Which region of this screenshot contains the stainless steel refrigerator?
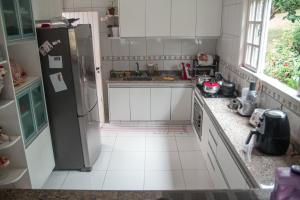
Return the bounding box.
[36,24,101,171]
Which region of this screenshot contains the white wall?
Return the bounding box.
[217,0,300,147]
[62,0,218,122]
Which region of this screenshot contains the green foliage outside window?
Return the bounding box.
[265,0,300,89]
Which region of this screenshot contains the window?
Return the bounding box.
[244,0,300,91]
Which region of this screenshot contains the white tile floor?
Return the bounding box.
[42,124,214,191]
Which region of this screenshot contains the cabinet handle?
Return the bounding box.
[209,129,218,146]
[207,153,215,171]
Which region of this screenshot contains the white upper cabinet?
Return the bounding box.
[171,0,197,37]
[171,88,192,121]
[196,0,222,37]
[119,0,146,37]
[146,0,171,37]
[130,88,151,121]
[31,0,62,21]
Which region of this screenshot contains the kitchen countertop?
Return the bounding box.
[0,189,271,200]
[201,96,300,188]
[108,76,193,87]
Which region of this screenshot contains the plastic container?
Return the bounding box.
[271,167,300,200]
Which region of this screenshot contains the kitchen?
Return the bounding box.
[0,0,300,199]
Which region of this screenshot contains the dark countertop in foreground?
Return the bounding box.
[0,189,271,200]
[202,97,300,187]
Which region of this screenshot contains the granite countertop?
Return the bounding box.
[0,189,271,200]
[108,76,194,86]
[202,97,300,187]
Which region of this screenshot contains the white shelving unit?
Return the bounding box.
[0,0,55,189]
[0,100,15,110]
[0,168,27,186]
[0,136,21,150]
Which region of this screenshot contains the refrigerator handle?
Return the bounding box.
[79,56,87,82]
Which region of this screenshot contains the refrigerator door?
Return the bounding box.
[36,27,85,170]
[69,24,100,169]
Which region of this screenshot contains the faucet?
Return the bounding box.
[136,62,140,73]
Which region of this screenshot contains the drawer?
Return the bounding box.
[206,140,228,189]
[207,124,219,155]
[217,140,249,189]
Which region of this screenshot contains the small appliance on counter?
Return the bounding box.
[271,167,300,200]
[228,81,257,116]
[245,109,290,156]
[249,108,267,127]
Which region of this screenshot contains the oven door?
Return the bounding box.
[193,93,204,140]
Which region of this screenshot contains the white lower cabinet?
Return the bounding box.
[217,140,249,189]
[109,88,130,121]
[25,126,55,189]
[151,88,171,120]
[130,88,151,121]
[201,107,249,189]
[109,86,192,121]
[171,88,192,121]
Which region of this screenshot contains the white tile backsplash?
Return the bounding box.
[129,39,147,57]
[112,39,130,57]
[147,38,164,56]
[181,39,198,56]
[164,39,182,56]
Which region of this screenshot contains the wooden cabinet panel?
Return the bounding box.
[119,0,146,37]
[150,88,171,120]
[130,88,151,121]
[171,88,192,121]
[171,0,197,37]
[146,0,171,37]
[109,88,130,121]
[196,0,222,36]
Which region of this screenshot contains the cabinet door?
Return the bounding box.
[32,0,62,20]
[196,0,222,36]
[109,88,130,121]
[146,0,171,37]
[130,88,150,121]
[25,126,55,188]
[200,109,209,153]
[171,0,196,37]
[0,0,21,40]
[119,0,146,37]
[151,88,171,120]
[171,88,192,121]
[31,82,47,131]
[17,90,36,144]
[17,0,35,37]
[217,139,249,189]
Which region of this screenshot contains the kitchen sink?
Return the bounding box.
[123,76,152,81]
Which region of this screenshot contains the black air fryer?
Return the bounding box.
[246,110,290,155]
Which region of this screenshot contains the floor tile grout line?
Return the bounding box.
[175,135,187,190]
[60,171,70,189]
[101,135,117,190]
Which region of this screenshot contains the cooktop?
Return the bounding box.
[196,85,235,98]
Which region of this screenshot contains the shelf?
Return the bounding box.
[15,76,40,94]
[0,60,7,65]
[0,100,15,110]
[0,168,27,186]
[0,136,21,150]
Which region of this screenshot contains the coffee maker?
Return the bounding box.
[246,110,290,155]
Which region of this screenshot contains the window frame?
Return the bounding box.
[243,0,271,72]
[243,0,300,94]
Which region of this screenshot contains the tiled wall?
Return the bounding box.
[63,0,217,121]
[217,0,300,147]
